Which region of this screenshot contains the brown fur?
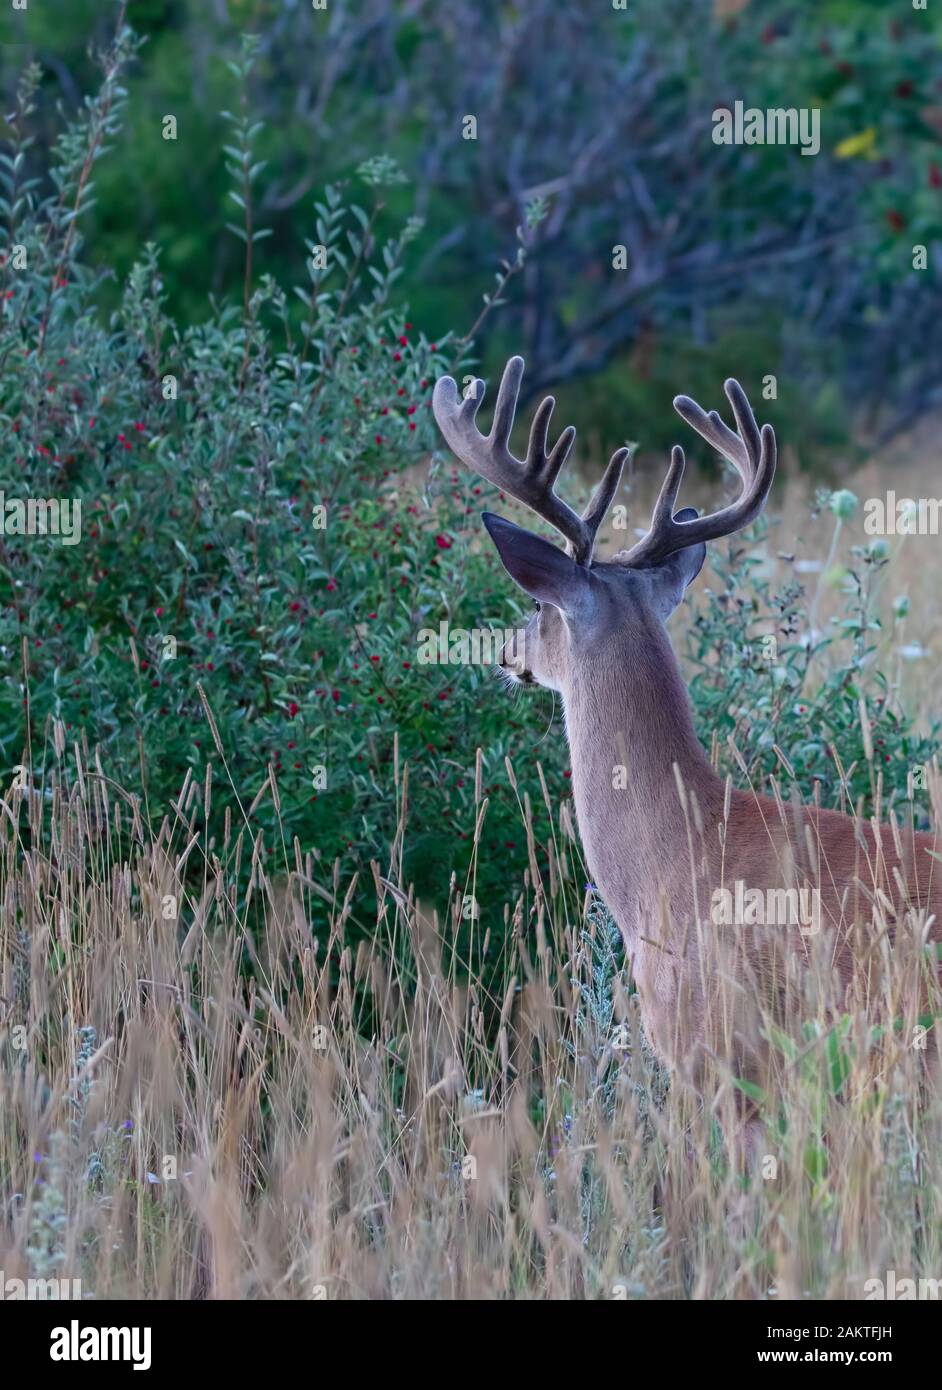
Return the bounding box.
[505,574,941,1111]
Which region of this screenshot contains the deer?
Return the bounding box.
[433,356,942,1160]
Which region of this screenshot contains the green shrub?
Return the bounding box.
[0,45,566,960]
[686,498,940,822]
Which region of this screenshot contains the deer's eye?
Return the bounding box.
[532,600,541,613]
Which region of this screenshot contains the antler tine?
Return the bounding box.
[433,355,626,566]
[527,394,576,490]
[673,378,761,479]
[724,378,763,467]
[489,353,525,454]
[584,442,631,538]
[648,445,686,528]
[617,378,776,569]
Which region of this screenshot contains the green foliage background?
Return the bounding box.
[0,7,940,965]
[1,1,940,448]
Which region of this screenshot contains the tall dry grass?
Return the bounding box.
[1,710,940,1300]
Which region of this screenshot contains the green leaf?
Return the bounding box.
[732,1077,767,1107]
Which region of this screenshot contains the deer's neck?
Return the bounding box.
[561,616,720,932]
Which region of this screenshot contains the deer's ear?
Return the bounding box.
[648,507,706,618]
[482,512,590,613]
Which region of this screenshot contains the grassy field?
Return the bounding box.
[2,443,941,1301]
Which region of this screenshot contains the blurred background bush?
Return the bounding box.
[2,0,940,452]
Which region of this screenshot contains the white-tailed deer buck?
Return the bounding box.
[434,357,941,1156]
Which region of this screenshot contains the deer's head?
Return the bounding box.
[433,357,776,693]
